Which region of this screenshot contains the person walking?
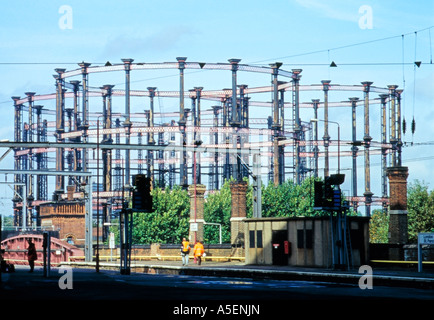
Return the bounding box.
[27,239,37,272]
[193,240,205,266]
[181,238,190,266]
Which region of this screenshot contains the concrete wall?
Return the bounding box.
[95,243,244,262]
[245,216,370,268]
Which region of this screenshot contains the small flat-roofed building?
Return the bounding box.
[245,216,370,268]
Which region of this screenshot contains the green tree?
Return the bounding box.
[203,179,232,244]
[262,177,327,217]
[132,185,190,244]
[367,180,434,244]
[369,209,389,243]
[203,177,253,244]
[407,180,434,243]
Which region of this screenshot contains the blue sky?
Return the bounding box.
[0,0,433,214]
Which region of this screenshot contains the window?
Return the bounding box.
[256,230,263,248]
[249,230,263,248]
[249,230,255,248]
[297,229,313,249]
[66,236,75,245]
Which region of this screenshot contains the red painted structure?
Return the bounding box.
[1,234,84,266]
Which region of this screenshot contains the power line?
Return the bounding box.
[0,62,105,66]
[252,26,434,65]
[263,62,430,66]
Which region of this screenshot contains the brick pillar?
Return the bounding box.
[188,184,206,243]
[387,166,409,245]
[230,181,247,249]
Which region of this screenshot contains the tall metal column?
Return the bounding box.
[70,80,81,177]
[147,87,156,186]
[278,84,285,182]
[169,120,176,188]
[194,87,203,184]
[65,108,74,178]
[70,80,80,133]
[229,59,242,182]
[102,84,114,235]
[54,69,66,195]
[138,127,143,174]
[321,80,331,177]
[122,59,134,187]
[362,81,373,217]
[158,123,166,188]
[239,85,249,128]
[270,63,281,186]
[379,94,388,212]
[292,69,302,184]
[78,62,91,177]
[239,84,249,179]
[349,97,359,211]
[229,59,241,126]
[228,59,242,181]
[211,105,221,190]
[311,99,320,178]
[177,57,188,187]
[25,92,35,227]
[21,123,28,229]
[114,118,122,191]
[222,95,231,182]
[267,116,273,182]
[35,105,47,205]
[388,85,398,167]
[396,89,403,166]
[12,96,23,226]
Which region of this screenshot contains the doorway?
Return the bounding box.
[272,230,288,266]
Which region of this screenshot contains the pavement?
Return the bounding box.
[2,259,434,302]
[3,261,432,318]
[59,259,434,289]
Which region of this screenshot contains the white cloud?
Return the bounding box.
[294,0,360,23]
[100,25,198,59]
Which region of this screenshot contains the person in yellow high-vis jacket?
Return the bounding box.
[181,238,190,266]
[193,241,204,265]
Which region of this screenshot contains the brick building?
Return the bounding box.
[39,201,86,246]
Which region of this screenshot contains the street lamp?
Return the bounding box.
[311,118,341,174]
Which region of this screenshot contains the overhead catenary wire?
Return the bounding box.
[0,26,432,69]
[251,25,434,65]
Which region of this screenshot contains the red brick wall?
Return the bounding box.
[387,166,409,211]
[39,202,85,245]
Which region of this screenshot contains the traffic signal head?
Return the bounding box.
[132,174,153,212]
[324,178,334,205]
[325,174,345,186]
[314,180,324,208]
[332,188,342,209]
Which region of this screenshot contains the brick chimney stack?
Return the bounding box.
[387,166,409,245]
[230,181,247,254]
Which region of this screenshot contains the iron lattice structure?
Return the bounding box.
[9,58,404,229]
